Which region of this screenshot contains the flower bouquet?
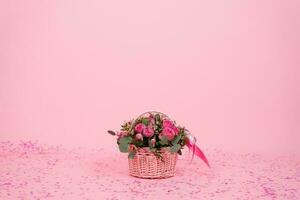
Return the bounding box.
[108,111,209,179]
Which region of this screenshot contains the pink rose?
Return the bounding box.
[163,119,174,128]
[143,127,154,137]
[134,123,146,133]
[135,133,143,140]
[162,119,179,136]
[173,126,179,135]
[161,127,175,140]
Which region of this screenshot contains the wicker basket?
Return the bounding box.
[128,147,178,179]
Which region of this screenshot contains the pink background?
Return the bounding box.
[1,0,299,153]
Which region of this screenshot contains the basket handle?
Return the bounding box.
[135,111,171,120]
[129,111,172,131]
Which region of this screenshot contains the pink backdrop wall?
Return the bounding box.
[1,0,299,153]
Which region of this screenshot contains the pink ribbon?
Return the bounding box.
[186,132,210,168]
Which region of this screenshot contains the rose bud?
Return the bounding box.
[150,138,156,146]
[135,133,143,140]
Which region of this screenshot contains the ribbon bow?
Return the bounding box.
[185,131,210,168]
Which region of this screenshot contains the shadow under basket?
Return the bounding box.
[128,147,178,179]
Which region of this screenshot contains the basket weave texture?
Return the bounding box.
[128,147,178,179]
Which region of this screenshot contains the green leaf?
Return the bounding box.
[170,144,181,153]
[171,134,181,145]
[142,118,149,126]
[159,136,169,145]
[119,136,132,144]
[128,151,136,159]
[107,130,116,136]
[118,136,132,153]
[119,142,129,153]
[133,140,143,147]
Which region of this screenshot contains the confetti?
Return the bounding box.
[0,141,299,199]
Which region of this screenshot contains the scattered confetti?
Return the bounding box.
[0,141,299,199]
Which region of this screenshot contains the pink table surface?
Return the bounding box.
[0,141,299,200]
